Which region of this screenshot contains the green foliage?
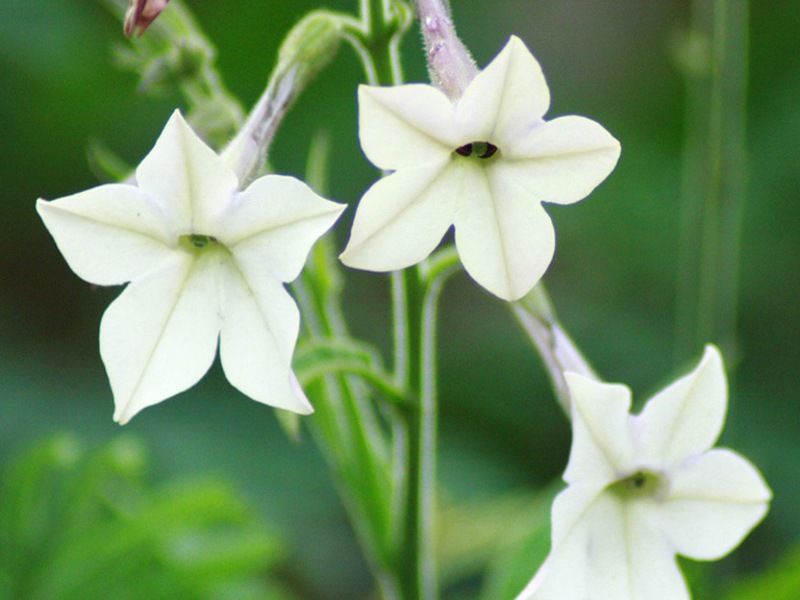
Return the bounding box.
[100,0,245,146]
[720,544,800,600]
[0,435,293,600]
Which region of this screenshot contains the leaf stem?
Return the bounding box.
[675,0,749,363]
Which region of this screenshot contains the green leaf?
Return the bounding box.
[295,337,404,404]
[0,435,294,600]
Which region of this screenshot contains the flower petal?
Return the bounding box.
[660,448,771,560]
[358,84,456,170]
[101,250,222,424]
[453,164,554,300]
[635,345,727,466]
[523,491,690,600]
[135,110,239,233]
[497,115,621,204]
[456,36,550,146]
[219,256,310,414]
[219,174,345,282]
[37,185,174,286]
[339,161,456,272]
[563,373,636,485]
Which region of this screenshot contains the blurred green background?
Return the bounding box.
[1,1,798,598]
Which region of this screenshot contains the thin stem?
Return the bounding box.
[675,0,749,363]
[220,65,298,184]
[396,268,427,600]
[510,286,598,417]
[349,2,439,597]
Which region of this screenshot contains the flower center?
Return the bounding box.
[181,234,220,251]
[608,468,669,501]
[454,141,499,159]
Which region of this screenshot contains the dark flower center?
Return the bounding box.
[455,141,498,159]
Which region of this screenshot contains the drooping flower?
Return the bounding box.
[340,35,621,301]
[516,345,771,600]
[37,111,345,424]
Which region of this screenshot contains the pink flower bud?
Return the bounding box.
[123,0,170,37]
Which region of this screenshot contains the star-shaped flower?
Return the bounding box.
[340,35,621,301]
[516,345,771,600]
[37,111,345,424]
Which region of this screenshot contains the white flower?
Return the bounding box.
[340,35,620,301]
[517,345,771,600]
[37,111,345,424]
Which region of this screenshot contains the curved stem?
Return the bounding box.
[510,285,598,418]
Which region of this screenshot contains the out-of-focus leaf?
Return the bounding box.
[476,485,559,600]
[99,0,244,146]
[0,435,294,600]
[720,543,800,600]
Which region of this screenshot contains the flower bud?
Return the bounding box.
[274,11,343,92]
[414,0,478,100]
[124,0,170,37]
[221,11,343,184]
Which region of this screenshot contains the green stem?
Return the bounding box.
[345,2,441,597]
[396,268,429,600]
[675,0,749,363]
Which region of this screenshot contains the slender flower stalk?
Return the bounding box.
[511,286,598,415]
[221,11,343,186]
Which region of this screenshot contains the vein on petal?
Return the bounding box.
[117,253,202,422]
[227,208,338,248]
[44,203,173,247]
[351,161,453,252]
[506,142,618,162]
[228,253,287,364]
[484,170,516,296]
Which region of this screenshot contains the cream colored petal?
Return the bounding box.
[519,486,600,600]
[580,500,690,600]
[456,36,550,145]
[452,165,554,301]
[218,174,344,282]
[37,185,174,286]
[135,110,239,233]
[101,249,223,424]
[634,345,727,467]
[340,161,457,272]
[358,84,457,170]
[660,448,771,560]
[497,115,621,204]
[523,491,690,600]
[562,373,637,486]
[219,257,311,414]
